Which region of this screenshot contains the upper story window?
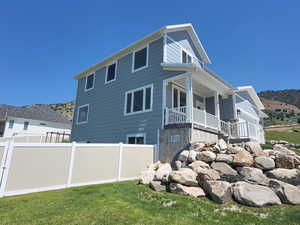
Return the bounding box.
[132,46,148,72]
[85,73,95,91]
[8,120,14,128]
[172,86,186,108]
[181,49,192,64]
[23,121,29,130]
[124,84,153,115]
[77,104,89,124]
[127,133,145,144]
[105,62,117,84]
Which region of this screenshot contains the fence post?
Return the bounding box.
[67,142,76,187]
[0,139,14,197]
[117,142,123,182]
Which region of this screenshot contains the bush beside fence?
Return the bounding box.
[0,142,154,197]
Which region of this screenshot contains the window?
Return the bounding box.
[124,84,153,115]
[132,46,148,72]
[172,86,186,108]
[77,104,89,124]
[40,123,47,126]
[85,73,95,91]
[105,62,117,84]
[23,121,29,130]
[181,50,192,64]
[127,133,145,144]
[8,120,14,128]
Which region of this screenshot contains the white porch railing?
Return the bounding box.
[165,107,187,125]
[228,121,265,143]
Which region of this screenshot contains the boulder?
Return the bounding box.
[187,150,197,163]
[148,161,162,170]
[237,167,269,185]
[169,168,198,186]
[227,145,244,154]
[155,163,172,181]
[232,181,281,207]
[275,153,295,169]
[269,179,300,205]
[218,139,228,151]
[254,156,275,171]
[169,183,205,198]
[233,151,254,167]
[188,160,210,171]
[192,142,206,151]
[216,154,233,164]
[178,150,190,162]
[266,168,300,186]
[139,168,155,184]
[273,144,296,155]
[174,160,182,170]
[149,181,166,192]
[196,151,216,163]
[202,180,232,203]
[196,168,220,185]
[211,162,238,182]
[245,142,266,157]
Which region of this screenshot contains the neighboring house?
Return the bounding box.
[0,104,71,138]
[71,23,266,161]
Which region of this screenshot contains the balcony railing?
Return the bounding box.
[164,107,265,143]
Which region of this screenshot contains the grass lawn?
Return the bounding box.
[265,130,300,145]
[0,181,300,225]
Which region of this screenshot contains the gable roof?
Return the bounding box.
[236,86,265,110]
[0,104,71,124]
[74,23,211,80]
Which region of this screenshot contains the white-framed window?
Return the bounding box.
[127,133,146,144]
[8,120,14,128]
[85,73,95,91]
[23,121,29,130]
[172,86,186,108]
[124,84,153,115]
[77,104,89,124]
[181,49,193,64]
[132,45,148,73]
[105,62,117,84]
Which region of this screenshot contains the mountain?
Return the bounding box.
[48,101,75,121]
[258,89,300,109]
[260,97,300,113]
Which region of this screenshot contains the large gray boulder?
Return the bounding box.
[227,145,244,154]
[155,163,172,181]
[269,179,300,205]
[196,168,220,185]
[169,168,198,186]
[237,167,269,185]
[188,160,210,171]
[266,168,300,186]
[169,183,206,198]
[233,151,254,167]
[149,181,167,192]
[202,180,232,203]
[273,144,296,155]
[215,154,233,164]
[232,181,281,207]
[196,151,216,163]
[187,150,197,163]
[218,139,228,151]
[139,168,155,184]
[254,156,275,171]
[211,162,238,182]
[245,142,267,157]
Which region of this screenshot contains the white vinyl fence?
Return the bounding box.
[0,141,154,197]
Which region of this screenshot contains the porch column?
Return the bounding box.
[186,74,193,123]
[214,92,220,129]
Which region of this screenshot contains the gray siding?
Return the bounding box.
[71,38,182,144]
[219,95,235,121]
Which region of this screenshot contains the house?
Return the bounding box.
[0,104,71,138]
[71,23,266,161]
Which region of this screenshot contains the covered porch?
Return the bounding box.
[162,72,230,135]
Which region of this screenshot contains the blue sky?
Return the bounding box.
[1,0,299,106]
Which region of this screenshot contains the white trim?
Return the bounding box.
[163,34,167,63]
[0,140,14,197]
[67,142,76,187]
[126,133,146,144]
[105,61,117,84]
[84,73,95,92]
[171,85,186,108]
[235,86,264,110]
[76,104,89,125]
[124,84,153,116]
[132,44,149,73]
[180,47,194,64]
[237,107,260,122]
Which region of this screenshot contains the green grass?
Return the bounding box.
[265,130,300,144]
[0,181,300,225]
